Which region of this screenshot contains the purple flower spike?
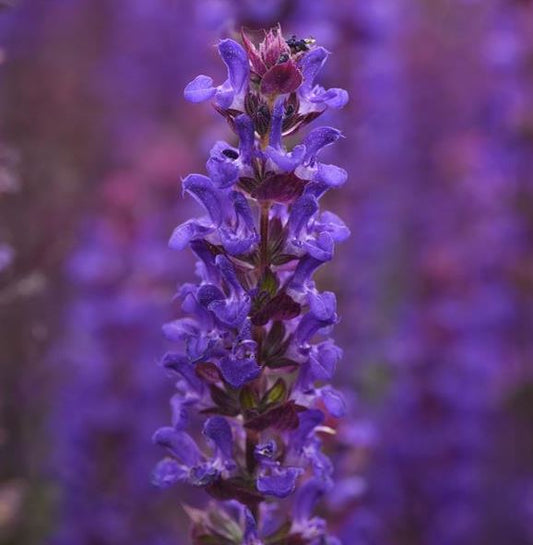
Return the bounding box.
[155,26,350,545]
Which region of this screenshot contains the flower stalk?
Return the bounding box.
[153,25,350,545]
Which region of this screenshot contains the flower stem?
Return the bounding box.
[260,202,270,272]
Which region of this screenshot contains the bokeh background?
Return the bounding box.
[1,0,532,544]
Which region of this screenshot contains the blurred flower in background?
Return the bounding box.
[0,0,531,544]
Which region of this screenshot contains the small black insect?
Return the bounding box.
[222,149,239,160]
[277,53,290,64]
[286,35,315,53]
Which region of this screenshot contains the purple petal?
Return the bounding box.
[310,342,342,381]
[316,211,350,242]
[218,39,249,95]
[293,478,327,522]
[196,284,225,308]
[234,114,255,164]
[182,174,223,225]
[290,255,324,290]
[219,228,258,255]
[170,394,189,429]
[309,291,337,321]
[269,96,285,149]
[320,386,346,417]
[244,507,258,542]
[215,254,243,293]
[291,409,324,450]
[302,232,334,261]
[219,354,261,388]
[206,156,240,189]
[288,194,318,237]
[162,318,198,341]
[203,416,233,459]
[302,127,343,163]
[190,240,220,283]
[188,463,219,486]
[184,74,216,103]
[161,352,204,392]
[310,87,349,109]
[209,297,251,328]
[152,458,187,488]
[315,163,348,188]
[231,191,256,232]
[168,220,214,251]
[295,298,337,343]
[257,467,302,498]
[214,81,234,109]
[152,427,202,467]
[299,47,328,96]
[254,440,277,463]
[265,144,306,172]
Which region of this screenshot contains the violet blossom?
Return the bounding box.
[153,26,349,544]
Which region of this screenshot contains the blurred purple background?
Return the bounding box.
[0,1,532,544]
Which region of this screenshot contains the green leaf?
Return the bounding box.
[259,267,279,296]
[271,253,298,266]
[262,378,287,406]
[239,385,259,411]
[265,357,299,370]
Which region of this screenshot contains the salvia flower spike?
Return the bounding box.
[154,26,349,545]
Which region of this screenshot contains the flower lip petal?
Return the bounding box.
[320,386,346,417]
[203,416,233,459]
[206,156,240,189]
[184,75,216,103]
[152,427,202,467]
[265,144,306,172]
[315,163,348,188]
[293,478,328,522]
[288,194,319,237]
[182,174,224,225]
[311,87,349,109]
[169,220,214,251]
[218,354,260,388]
[152,458,187,488]
[257,467,302,498]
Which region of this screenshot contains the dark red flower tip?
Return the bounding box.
[260,61,303,96]
[252,171,306,203]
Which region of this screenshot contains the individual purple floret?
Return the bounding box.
[154,25,349,544]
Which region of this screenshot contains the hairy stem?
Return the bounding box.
[259,202,270,272]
